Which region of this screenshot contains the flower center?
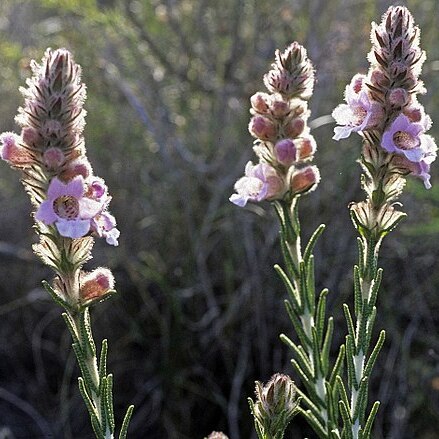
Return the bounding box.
[353,106,367,125]
[393,131,418,150]
[53,196,79,219]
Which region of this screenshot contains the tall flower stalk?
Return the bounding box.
[0,48,133,438]
[332,6,436,438]
[231,42,344,438]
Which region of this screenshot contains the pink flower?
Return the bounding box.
[381,114,429,162]
[91,212,120,246]
[230,162,284,207]
[35,176,103,239]
[0,132,33,166]
[332,77,383,140]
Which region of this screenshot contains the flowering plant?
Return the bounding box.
[0,48,132,438]
[231,5,435,439]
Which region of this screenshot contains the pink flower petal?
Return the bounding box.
[78,198,103,219]
[64,176,85,198]
[56,219,90,239]
[47,178,67,199]
[35,200,57,224]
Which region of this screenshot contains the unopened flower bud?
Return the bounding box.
[251,374,299,439]
[290,165,320,194]
[21,126,41,146]
[283,117,305,138]
[80,268,115,303]
[275,139,297,166]
[250,92,270,114]
[270,100,290,118]
[60,157,93,180]
[249,116,278,141]
[43,147,65,170]
[0,132,33,166]
[297,136,317,161]
[388,88,409,107]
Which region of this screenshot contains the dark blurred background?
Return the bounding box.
[0,0,438,438]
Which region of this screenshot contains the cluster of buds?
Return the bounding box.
[0,48,118,308]
[249,374,300,439]
[230,42,319,207]
[333,6,436,189]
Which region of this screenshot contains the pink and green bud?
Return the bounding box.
[275,139,297,166]
[250,92,270,114]
[249,116,277,141]
[297,136,317,161]
[80,267,115,303]
[60,157,93,181]
[269,99,290,118]
[283,117,305,138]
[388,88,409,107]
[43,147,65,171]
[290,165,320,194]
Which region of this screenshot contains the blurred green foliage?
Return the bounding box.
[0,0,438,438]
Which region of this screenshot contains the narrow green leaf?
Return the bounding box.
[306,256,316,313]
[80,309,96,357]
[316,289,329,347]
[311,327,323,378]
[99,339,108,380]
[353,266,362,317]
[291,359,325,409]
[72,342,99,394]
[364,307,377,355]
[357,238,365,272]
[90,414,105,439]
[295,387,323,420]
[99,376,107,434]
[119,405,134,439]
[364,330,385,378]
[280,236,300,280]
[303,224,325,263]
[367,268,383,312]
[299,261,312,313]
[106,374,115,434]
[299,408,327,439]
[275,264,301,310]
[353,376,369,424]
[62,312,79,344]
[343,305,356,349]
[279,334,313,379]
[42,280,73,311]
[357,302,369,355]
[363,401,380,438]
[338,400,353,438]
[345,335,358,390]
[329,344,345,387]
[284,300,311,349]
[78,377,97,418]
[321,317,334,376]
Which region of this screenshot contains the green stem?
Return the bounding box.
[276,199,342,437]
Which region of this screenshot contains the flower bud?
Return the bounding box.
[388,88,409,107]
[250,92,270,114]
[290,165,320,194]
[249,116,277,141]
[80,268,115,303]
[275,139,297,166]
[21,126,41,146]
[60,157,93,180]
[0,132,33,166]
[283,117,305,138]
[297,136,317,161]
[43,147,65,170]
[251,374,299,439]
[269,99,290,118]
